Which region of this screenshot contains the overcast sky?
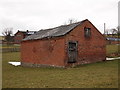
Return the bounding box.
[0,0,119,35]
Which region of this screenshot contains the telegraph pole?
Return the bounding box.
[104,23,106,36]
[118,1,120,53]
[118,26,120,53]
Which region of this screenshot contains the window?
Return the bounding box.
[84,27,91,37]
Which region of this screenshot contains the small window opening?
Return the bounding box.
[84,27,91,37]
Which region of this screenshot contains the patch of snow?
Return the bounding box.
[106,57,120,61]
[8,62,21,66]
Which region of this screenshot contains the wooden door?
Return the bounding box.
[68,41,78,63]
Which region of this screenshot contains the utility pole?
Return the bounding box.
[118,1,120,53]
[118,26,120,53]
[104,23,106,36]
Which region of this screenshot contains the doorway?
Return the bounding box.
[68,41,78,63]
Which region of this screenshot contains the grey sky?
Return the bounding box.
[0,0,119,35]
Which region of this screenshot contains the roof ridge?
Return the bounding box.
[23,19,88,41]
[38,19,88,32]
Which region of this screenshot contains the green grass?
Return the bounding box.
[0,52,2,89]
[2,52,118,88]
[1,44,20,49]
[106,44,120,54]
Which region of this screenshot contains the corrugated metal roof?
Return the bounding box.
[23,19,86,41]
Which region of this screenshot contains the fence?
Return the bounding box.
[1,48,20,53]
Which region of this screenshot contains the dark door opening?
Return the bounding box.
[68,41,78,63]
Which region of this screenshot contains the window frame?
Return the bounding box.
[84,27,91,38]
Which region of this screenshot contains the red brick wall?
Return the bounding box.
[107,40,120,45]
[21,37,65,67]
[21,20,106,67]
[14,32,25,44]
[64,20,106,66]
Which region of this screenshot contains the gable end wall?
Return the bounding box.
[64,20,106,67]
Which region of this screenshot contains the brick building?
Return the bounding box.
[21,19,106,68]
[106,37,120,44]
[14,30,37,44]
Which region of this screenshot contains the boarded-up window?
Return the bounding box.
[84,27,91,37]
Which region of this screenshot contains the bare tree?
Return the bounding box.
[68,18,77,24]
[2,28,13,36]
[2,28,14,45]
[64,18,77,25]
[111,28,118,37]
[117,26,120,36]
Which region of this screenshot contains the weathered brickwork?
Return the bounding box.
[21,20,106,68]
[64,20,106,67]
[21,37,66,67]
[107,40,120,44]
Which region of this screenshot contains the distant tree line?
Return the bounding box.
[105,26,120,37]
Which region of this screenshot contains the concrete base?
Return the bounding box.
[21,62,65,68]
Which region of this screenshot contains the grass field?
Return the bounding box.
[106,44,120,54]
[1,44,20,49]
[2,52,118,88]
